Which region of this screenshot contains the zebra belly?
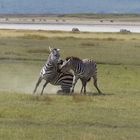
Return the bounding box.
[50,72,73,86]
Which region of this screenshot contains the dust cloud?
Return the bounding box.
[0,61,92,94]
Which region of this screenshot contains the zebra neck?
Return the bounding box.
[44,60,57,71]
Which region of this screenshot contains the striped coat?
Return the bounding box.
[33,48,73,95]
[60,56,102,94]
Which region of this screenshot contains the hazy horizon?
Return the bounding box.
[0,0,140,14]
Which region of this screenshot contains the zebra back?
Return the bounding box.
[62,56,97,79]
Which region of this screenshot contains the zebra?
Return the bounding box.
[33,47,73,95]
[58,59,91,94]
[60,56,102,94]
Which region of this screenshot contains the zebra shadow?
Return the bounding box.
[85,92,114,96]
[56,92,114,96]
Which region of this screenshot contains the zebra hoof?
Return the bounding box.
[57,90,70,95]
[71,89,74,93]
[57,90,64,95]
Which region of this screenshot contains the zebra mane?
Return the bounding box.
[66,56,82,61]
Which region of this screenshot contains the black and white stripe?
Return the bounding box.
[33,47,73,95]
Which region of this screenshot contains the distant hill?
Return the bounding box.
[0,0,140,14]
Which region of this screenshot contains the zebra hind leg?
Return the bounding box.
[80,80,84,94]
[40,81,49,95]
[33,76,42,94]
[93,76,102,94]
[80,79,87,95]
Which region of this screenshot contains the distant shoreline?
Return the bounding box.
[0,14,140,25]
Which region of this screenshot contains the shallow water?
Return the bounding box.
[0,23,140,33]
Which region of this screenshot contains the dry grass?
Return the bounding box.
[0,29,140,40]
[27,49,49,54]
[31,95,53,102]
[0,92,139,140]
[72,94,93,103]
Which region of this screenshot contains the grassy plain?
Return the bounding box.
[0,29,140,140]
[62,13,140,22]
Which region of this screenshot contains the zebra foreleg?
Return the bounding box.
[93,76,102,94]
[80,78,90,95]
[80,85,84,94]
[71,76,79,93]
[40,81,49,95]
[83,82,87,94]
[80,79,86,95]
[33,76,42,94]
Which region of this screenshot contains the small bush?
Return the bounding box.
[81,42,95,46]
[31,95,53,102]
[21,34,48,40]
[27,49,49,54]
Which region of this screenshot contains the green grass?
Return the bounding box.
[0,31,140,65]
[0,92,139,140]
[63,13,140,21]
[2,14,140,24]
[0,30,140,140]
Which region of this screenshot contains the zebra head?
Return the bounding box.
[48,46,60,63]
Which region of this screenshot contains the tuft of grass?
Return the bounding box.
[81,42,95,46]
[31,95,53,102]
[0,92,139,140]
[21,34,48,40]
[27,49,49,54]
[72,94,93,103]
[4,51,23,56]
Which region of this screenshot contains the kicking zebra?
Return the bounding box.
[33,47,73,95]
[60,56,102,94]
[57,59,91,94]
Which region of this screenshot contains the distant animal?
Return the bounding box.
[72,28,80,32]
[120,29,131,33]
[33,47,73,95]
[60,56,102,94]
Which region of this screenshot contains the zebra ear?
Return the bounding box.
[66,57,70,61]
[57,48,60,51]
[66,58,71,62]
[49,46,53,52]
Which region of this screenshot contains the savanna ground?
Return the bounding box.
[0,29,140,140]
